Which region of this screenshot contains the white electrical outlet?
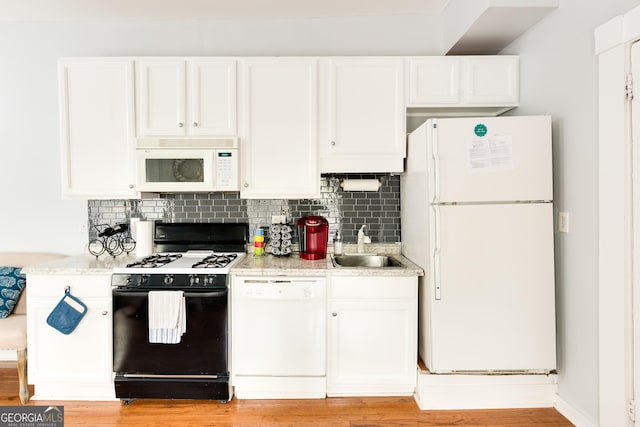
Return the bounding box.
[271,214,285,224]
[558,211,570,233]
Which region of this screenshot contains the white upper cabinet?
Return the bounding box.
[463,56,519,105]
[58,55,522,198]
[406,56,519,114]
[239,58,319,199]
[407,57,461,105]
[320,58,406,173]
[136,58,236,137]
[189,59,237,135]
[59,58,137,199]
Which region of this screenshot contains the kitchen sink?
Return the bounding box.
[331,254,405,268]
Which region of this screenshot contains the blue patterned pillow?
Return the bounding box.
[0,267,26,318]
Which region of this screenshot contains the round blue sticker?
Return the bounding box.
[474,124,487,137]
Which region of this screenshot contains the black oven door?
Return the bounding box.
[112,288,228,375]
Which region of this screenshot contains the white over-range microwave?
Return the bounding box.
[136,138,239,192]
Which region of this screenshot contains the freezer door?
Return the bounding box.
[428,115,553,203]
[426,202,556,373]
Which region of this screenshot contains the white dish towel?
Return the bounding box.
[148,290,186,344]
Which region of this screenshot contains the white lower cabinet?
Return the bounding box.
[26,274,115,400]
[327,275,418,396]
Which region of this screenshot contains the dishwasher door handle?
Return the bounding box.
[242,279,322,285]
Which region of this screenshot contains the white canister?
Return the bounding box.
[135,220,154,257]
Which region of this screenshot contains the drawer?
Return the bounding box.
[329,276,417,300]
[27,274,112,299]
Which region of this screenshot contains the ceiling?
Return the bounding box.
[0,0,558,55]
[0,0,450,21]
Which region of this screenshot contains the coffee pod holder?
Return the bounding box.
[269,223,292,257]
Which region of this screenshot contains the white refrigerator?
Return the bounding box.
[400,115,556,374]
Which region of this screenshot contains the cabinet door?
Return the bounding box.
[462,56,519,105]
[407,57,461,105]
[320,58,405,173]
[239,59,319,199]
[59,58,137,198]
[327,299,417,396]
[136,58,186,136]
[28,298,112,385]
[188,59,237,136]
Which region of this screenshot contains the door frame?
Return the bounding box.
[596,9,640,427]
[632,39,640,427]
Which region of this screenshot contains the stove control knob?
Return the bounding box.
[125,277,134,286]
[140,275,149,285]
[164,274,174,285]
[190,275,200,286]
[206,276,215,286]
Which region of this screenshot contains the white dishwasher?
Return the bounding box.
[231,276,326,399]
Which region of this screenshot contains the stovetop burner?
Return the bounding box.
[112,222,248,290]
[125,253,183,268]
[114,250,245,277]
[192,253,239,269]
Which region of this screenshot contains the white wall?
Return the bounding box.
[0,15,441,255]
[503,0,640,424]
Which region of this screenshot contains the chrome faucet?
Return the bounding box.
[357,224,371,253]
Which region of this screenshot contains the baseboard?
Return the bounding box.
[0,350,17,362]
[31,382,116,401]
[233,376,326,399]
[554,396,597,427]
[414,368,558,410]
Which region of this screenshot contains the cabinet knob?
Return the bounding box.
[101,311,108,316]
[331,141,336,146]
[129,184,134,189]
[244,183,249,188]
[193,122,199,127]
[178,122,184,128]
[332,311,338,317]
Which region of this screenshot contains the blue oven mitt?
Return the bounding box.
[46,289,88,335]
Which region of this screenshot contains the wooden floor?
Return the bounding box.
[0,367,574,426]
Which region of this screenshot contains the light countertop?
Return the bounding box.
[22,244,424,277]
[22,253,137,275]
[233,253,423,277]
[231,254,329,276]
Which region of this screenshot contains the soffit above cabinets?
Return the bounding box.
[442,0,559,55]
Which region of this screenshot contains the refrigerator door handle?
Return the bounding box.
[431,123,440,204]
[433,204,442,300]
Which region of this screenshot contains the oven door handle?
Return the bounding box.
[113,290,227,298]
[184,291,227,298]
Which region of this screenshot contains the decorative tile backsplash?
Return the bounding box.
[87,174,401,244]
